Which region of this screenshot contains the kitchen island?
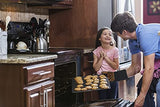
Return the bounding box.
[0,54,57,107]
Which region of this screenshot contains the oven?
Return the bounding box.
[52,48,84,107]
[54,62,83,107]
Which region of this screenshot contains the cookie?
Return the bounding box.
[77,84,83,88]
[74,87,81,91]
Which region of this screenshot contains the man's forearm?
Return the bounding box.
[140,69,154,96]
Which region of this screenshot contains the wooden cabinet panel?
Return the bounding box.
[1,0,18,3]
[43,83,55,107]
[49,0,97,48]
[25,80,55,107]
[23,62,54,85]
[30,94,41,107]
[83,53,95,76]
[26,88,41,107]
[56,0,73,5]
[0,60,55,107]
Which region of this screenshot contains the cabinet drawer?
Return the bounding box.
[23,62,54,85]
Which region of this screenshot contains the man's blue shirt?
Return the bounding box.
[129,24,160,59]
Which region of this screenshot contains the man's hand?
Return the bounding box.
[102,70,128,81]
[102,72,115,81]
[134,93,145,107]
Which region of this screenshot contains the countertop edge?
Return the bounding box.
[0,54,58,64]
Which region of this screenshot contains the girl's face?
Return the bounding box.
[99,29,112,44]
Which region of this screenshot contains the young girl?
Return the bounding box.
[93,27,119,99]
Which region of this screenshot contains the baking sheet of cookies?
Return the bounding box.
[72,74,111,93]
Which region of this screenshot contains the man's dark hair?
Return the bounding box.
[111,11,137,34]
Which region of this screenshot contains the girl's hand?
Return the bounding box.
[100,51,104,58]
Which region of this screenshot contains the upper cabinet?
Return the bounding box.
[26,0,73,9]
[2,0,73,9]
[56,0,72,5]
[3,0,20,3]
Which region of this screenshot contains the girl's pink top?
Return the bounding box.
[141,59,160,78]
[93,46,119,75]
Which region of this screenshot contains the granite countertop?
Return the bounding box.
[0,54,58,64]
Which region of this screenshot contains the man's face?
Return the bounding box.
[116,32,128,41]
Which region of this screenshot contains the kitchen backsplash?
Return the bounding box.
[0,3,49,22]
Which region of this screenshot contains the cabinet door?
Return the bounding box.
[42,82,55,107]
[25,80,55,107]
[25,87,42,107]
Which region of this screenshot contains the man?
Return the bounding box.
[110,12,160,107]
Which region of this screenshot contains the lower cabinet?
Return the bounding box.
[25,80,55,107]
[0,61,55,107]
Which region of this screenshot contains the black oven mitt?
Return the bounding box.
[102,70,128,81]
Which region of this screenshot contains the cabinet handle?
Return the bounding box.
[30,93,39,98]
[46,90,48,107]
[44,90,46,107]
[39,71,52,76]
[46,88,52,92]
[42,88,53,107]
[33,71,52,76]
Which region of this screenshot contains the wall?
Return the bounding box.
[135,0,143,23]
[98,0,112,30]
[0,3,48,22]
[49,0,97,48]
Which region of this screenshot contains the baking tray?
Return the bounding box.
[72,75,111,93]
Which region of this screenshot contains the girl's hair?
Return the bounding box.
[111,11,137,34]
[95,27,116,48]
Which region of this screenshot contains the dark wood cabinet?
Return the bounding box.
[26,86,41,107]
[83,52,95,76]
[25,80,55,107]
[2,0,19,3]
[56,0,72,5]
[49,0,97,48]
[24,62,55,107]
[25,0,73,9]
[0,61,55,107]
[1,0,73,9]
